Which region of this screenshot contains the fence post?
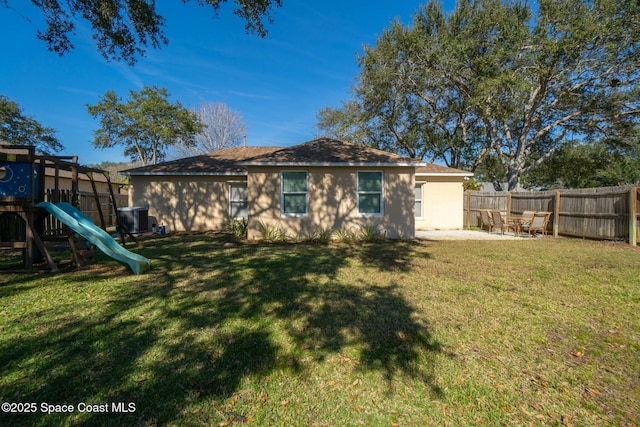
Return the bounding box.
[630,187,638,247]
[554,191,561,238]
[466,190,471,228]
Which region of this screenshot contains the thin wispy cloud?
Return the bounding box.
[110,62,145,89]
[226,90,275,100]
[57,86,102,98]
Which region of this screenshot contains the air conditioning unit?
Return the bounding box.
[117,207,149,234]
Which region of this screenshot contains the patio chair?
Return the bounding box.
[524,211,552,236]
[490,210,517,235]
[478,209,493,232]
[519,210,535,228]
[510,210,536,232]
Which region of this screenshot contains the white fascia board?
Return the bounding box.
[416,172,474,177]
[122,171,247,177]
[240,162,426,167]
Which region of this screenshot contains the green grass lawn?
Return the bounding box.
[1,234,638,426]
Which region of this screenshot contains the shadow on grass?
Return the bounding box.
[0,234,441,425]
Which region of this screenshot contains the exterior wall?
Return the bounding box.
[128,175,244,232]
[415,176,466,230]
[246,166,415,240]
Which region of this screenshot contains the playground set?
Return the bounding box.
[0,144,150,274]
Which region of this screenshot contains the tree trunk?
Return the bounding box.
[506,168,520,191]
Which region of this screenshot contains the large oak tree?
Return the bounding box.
[317,0,640,190]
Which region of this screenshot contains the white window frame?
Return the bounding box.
[357,170,384,216]
[229,183,248,220]
[281,171,308,216]
[415,183,423,219]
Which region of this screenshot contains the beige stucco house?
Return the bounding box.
[122,138,472,239]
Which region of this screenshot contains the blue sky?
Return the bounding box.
[1,1,455,165]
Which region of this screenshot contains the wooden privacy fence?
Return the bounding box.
[464,185,639,246]
[43,189,128,237]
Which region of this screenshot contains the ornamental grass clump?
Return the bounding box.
[258,221,287,242]
[306,227,334,243]
[224,218,248,240]
[333,228,358,243]
[356,223,385,242]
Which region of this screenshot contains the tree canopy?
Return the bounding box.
[2,0,282,64]
[0,94,63,155]
[87,85,203,165]
[317,0,640,190]
[525,137,640,189]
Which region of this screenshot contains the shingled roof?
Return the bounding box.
[415,164,473,176]
[121,146,281,175]
[120,138,472,176]
[240,138,424,166]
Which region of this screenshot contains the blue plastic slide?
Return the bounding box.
[36,202,151,275]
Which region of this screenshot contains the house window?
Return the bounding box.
[358,171,383,215]
[229,183,248,219]
[281,171,307,215]
[415,184,423,218]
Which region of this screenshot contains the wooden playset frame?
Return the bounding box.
[1,144,138,272]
